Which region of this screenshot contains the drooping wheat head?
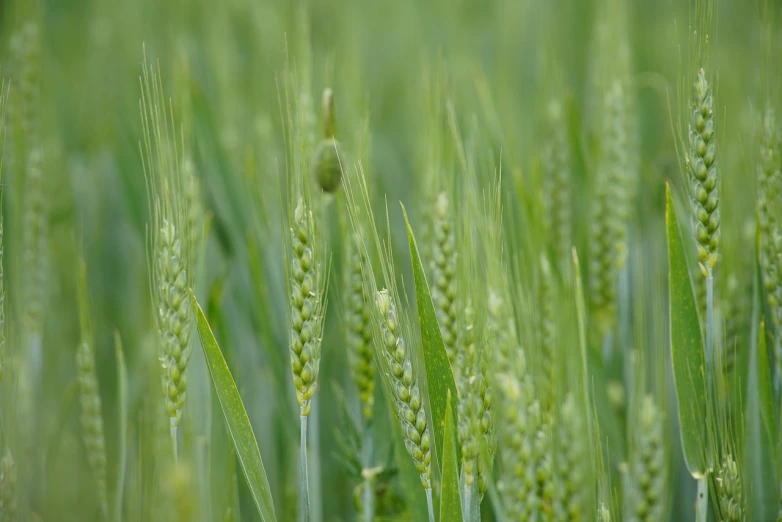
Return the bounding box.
[624,395,668,522]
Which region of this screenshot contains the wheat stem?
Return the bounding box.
[300,414,311,522]
[426,487,435,522]
[695,476,708,522]
[361,433,375,522]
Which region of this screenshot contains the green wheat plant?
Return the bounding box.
[141,54,196,460]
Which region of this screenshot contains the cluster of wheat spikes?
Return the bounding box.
[3,1,782,521]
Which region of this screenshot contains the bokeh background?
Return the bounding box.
[0,0,778,520]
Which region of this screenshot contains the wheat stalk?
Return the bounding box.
[140,53,195,459]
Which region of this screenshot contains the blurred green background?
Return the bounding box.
[0,0,778,520]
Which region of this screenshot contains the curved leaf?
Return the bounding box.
[440,390,462,522]
[192,294,277,522]
[401,203,459,465]
[665,184,707,476]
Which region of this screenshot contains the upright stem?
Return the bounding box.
[300,415,311,522]
[425,487,435,522]
[362,430,375,522]
[705,273,716,465]
[695,476,709,522]
[706,274,715,400]
[170,419,178,462]
[463,473,473,522]
[310,399,322,522]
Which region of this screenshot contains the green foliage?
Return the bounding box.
[402,204,459,468]
[440,391,462,522]
[192,296,277,522]
[666,184,708,476]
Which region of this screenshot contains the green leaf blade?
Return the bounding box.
[401,203,459,465]
[439,390,462,522]
[745,260,779,520]
[193,295,277,522]
[665,184,707,476]
[113,332,128,522]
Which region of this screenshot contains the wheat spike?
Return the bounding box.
[716,455,744,522]
[687,68,720,277]
[375,290,432,489]
[429,192,458,362]
[344,231,375,420]
[624,395,668,522]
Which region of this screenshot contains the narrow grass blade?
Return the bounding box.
[440,390,462,522]
[192,294,277,522]
[665,184,707,476]
[401,203,459,464]
[745,261,779,520]
[113,331,128,522]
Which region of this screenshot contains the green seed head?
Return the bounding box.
[312,139,344,193]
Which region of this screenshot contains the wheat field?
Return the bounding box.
[0,0,780,521]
